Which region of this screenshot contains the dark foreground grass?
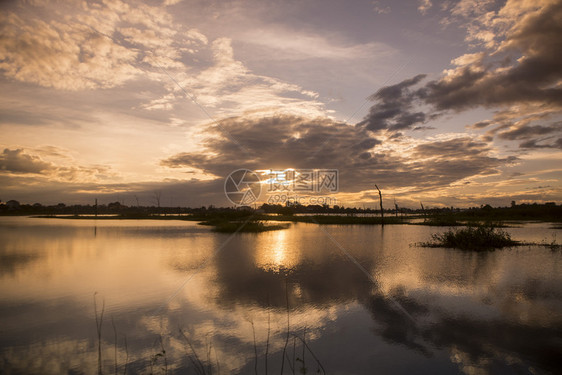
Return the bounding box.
[93,292,325,375]
[420,225,519,251]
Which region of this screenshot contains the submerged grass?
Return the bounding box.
[197,215,291,233]
[208,220,290,233]
[272,215,405,225]
[419,216,463,226]
[420,225,519,251]
[94,291,325,375]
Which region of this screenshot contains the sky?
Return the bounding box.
[0,0,561,208]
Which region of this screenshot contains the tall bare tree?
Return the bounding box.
[375,184,383,224]
[153,191,162,210]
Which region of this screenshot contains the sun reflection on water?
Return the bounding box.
[254,229,300,272]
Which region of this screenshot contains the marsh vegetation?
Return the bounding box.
[419,225,519,250]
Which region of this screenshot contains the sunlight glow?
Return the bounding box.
[254,229,300,272]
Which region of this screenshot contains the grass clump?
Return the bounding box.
[199,217,290,233]
[420,215,463,226]
[421,224,519,250]
[211,220,290,233]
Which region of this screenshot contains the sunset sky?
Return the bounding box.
[1,0,561,208]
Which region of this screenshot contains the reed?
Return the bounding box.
[420,224,518,250]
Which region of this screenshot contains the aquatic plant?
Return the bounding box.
[421,225,518,250]
[204,219,290,233]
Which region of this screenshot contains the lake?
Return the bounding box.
[0,216,561,374]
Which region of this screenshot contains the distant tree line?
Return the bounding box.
[0,199,559,220]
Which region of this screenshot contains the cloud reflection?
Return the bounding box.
[1,220,561,374]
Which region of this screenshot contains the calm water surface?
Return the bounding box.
[0,217,561,374]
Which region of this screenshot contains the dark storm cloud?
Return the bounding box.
[412,126,435,131]
[0,147,117,189]
[358,0,562,148]
[161,114,511,193]
[422,1,562,111]
[413,138,493,159]
[469,120,492,129]
[0,148,52,174]
[497,123,560,141]
[161,115,376,178]
[357,74,427,132]
[355,137,382,149]
[402,137,514,190]
[519,137,562,149]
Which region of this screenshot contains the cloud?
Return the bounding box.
[357,74,427,132]
[134,32,327,118]
[0,148,52,174]
[418,0,432,15]
[0,6,139,90]
[237,28,394,61]
[441,0,498,46]
[469,120,492,129]
[0,173,226,206]
[0,0,328,121]
[1,0,559,208]
[0,0,207,90]
[0,147,116,183]
[372,1,391,14]
[497,123,561,141]
[519,137,562,149]
[161,114,512,196]
[450,52,485,67]
[428,0,562,110]
[359,0,562,151]
[161,37,327,118]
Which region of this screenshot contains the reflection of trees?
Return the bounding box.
[362,284,562,373]
[362,289,431,356]
[422,315,561,372]
[4,221,561,374]
[0,252,40,277]
[212,240,373,309]
[208,236,562,374]
[0,224,95,279]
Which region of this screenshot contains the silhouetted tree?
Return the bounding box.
[152,191,162,209]
[375,184,383,224]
